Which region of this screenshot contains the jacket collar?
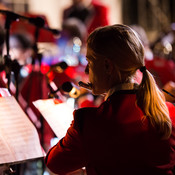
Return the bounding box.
[105,83,138,100]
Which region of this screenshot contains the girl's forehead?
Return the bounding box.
[86,47,95,59]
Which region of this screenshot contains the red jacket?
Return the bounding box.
[45,90,175,175]
[87,1,109,34]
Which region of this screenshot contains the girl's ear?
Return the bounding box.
[104,58,114,74]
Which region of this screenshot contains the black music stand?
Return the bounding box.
[2,11,21,100]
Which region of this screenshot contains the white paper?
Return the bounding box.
[0,88,11,97]
[33,99,74,139]
[0,96,45,165]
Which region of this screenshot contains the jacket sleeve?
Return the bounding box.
[45,109,86,175]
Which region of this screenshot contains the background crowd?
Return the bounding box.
[0,0,175,175]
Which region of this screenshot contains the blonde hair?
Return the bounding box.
[87,24,172,139]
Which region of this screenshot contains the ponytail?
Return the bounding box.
[137,68,172,139]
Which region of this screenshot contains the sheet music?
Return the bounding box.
[0,96,45,165]
[33,99,74,139]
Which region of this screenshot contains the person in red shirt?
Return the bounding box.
[45,24,175,175]
[63,0,109,34]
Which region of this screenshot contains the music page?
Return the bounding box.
[33,99,74,140]
[0,96,45,165]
